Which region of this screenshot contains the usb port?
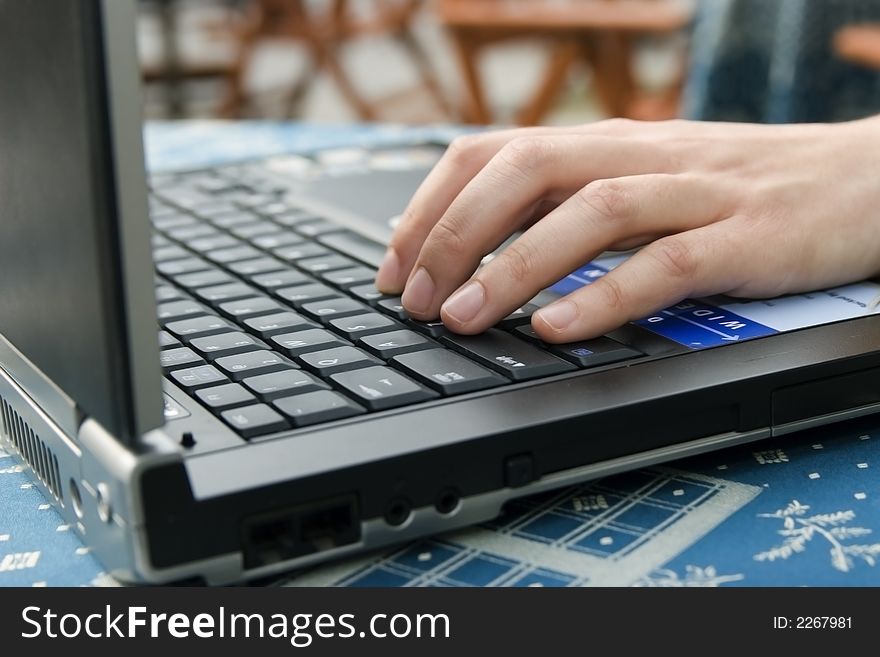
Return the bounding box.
[242,494,360,569]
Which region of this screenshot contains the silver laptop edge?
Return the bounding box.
[1,0,879,585]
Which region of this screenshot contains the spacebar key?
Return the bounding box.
[442,330,576,381]
[317,231,385,268]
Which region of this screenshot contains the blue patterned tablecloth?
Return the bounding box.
[1,121,878,587]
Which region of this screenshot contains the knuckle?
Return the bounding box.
[594,276,627,313]
[395,205,420,234]
[598,117,637,134]
[656,118,688,131]
[496,137,554,179]
[387,206,422,249]
[576,179,635,224]
[427,215,468,258]
[646,236,699,280]
[496,240,539,285]
[445,134,485,164]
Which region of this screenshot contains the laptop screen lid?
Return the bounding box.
[0,0,163,443]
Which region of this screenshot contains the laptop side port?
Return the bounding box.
[241,494,360,570]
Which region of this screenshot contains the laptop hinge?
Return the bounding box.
[0,332,82,442]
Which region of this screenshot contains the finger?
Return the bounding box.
[375,118,683,293]
[438,174,731,333]
[401,136,681,320]
[531,215,759,343]
[375,127,566,293]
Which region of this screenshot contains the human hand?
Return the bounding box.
[374,116,880,343]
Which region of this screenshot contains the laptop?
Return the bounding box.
[1,0,878,585]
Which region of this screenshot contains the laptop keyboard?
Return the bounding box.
[150,169,644,439]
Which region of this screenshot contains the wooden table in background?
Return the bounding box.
[438,0,692,125]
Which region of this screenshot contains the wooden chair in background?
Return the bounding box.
[140,0,243,118]
[220,0,450,119]
[437,0,693,125]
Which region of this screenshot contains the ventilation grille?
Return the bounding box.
[0,396,63,502]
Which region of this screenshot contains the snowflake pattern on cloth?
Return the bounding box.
[755,500,880,572]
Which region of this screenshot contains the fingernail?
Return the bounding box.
[536,300,578,333]
[402,267,435,315]
[375,247,401,292]
[442,280,486,325]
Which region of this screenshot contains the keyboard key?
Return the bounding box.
[169,364,229,391]
[294,219,345,238]
[218,296,285,320]
[157,300,208,324]
[234,193,278,209]
[348,283,388,305]
[193,201,240,217]
[296,254,358,274]
[153,214,197,231]
[300,297,369,322]
[359,329,433,359]
[156,257,211,277]
[242,311,316,338]
[156,285,186,303]
[330,366,438,411]
[254,201,293,217]
[328,312,401,341]
[196,177,240,195]
[512,324,541,343]
[158,189,208,212]
[548,337,642,368]
[208,212,260,229]
[298,346,380,376]
[206,245,263,264]
[166,224,219,241]
[166,315,237,341]
[159,347,204,371]
[230,221,282,240]
[195,383,257,411]
[194,282,259,304]
[215,350,295,381]
[243,369,328,400]
[320,266,377,289]
[271,329,348,357]
[271,209,323,227]
[220,404,289,439]
[377,297,408,320]
[408,319,448,338]
[187,234,241,253]
[153,245,192,262]
[392,349,505,395]
[158,330,181,349]
[227,257,287,277]
[151,234,172,248]
[274,283,338,307]
[317,231,385,268]
[173,269,235,289]
[442,330,576,381]
[274,243,330,262]
[497,304,539,330]
[273,391,365,428]
[252,232,305,250]
[250,269,312,291]
[189,331,264,359]
[149,200,177,219]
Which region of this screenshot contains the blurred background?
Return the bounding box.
[137,0,880,126]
